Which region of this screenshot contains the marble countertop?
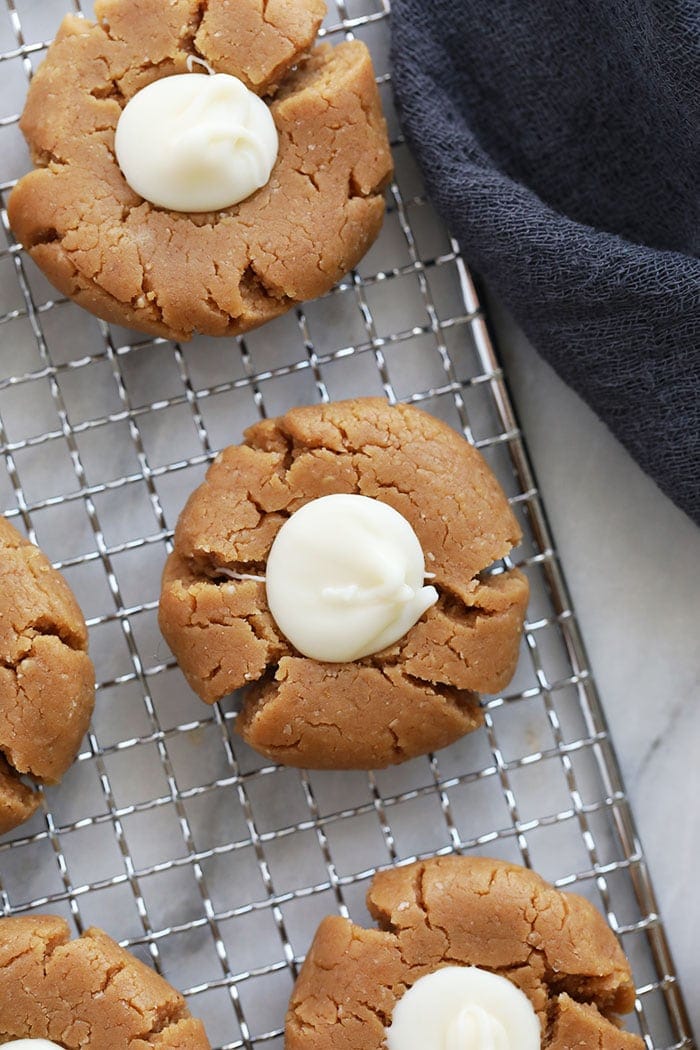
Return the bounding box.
[489,299,700,1039]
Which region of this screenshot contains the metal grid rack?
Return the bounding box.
[0,1,693,1047]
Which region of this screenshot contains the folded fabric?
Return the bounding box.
[390,0,700,523]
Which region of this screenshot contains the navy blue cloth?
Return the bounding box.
[390,0,700,522]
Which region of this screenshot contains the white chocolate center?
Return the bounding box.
[115,72,278,212]
[265,494,438,662]
[3,1042,65,1049]
[445,1006,509,1050]
[385,967,541,1050]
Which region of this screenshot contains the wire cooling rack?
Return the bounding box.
[0,1,694,1048]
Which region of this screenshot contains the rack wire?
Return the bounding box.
[0,1,693,1047]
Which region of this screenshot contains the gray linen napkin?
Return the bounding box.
[391,0,700,522]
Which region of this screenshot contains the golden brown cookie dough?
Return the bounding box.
[286,855,644,1049]
[0,518,95,834]
[0,914,210,1048]
[8,0,393,342]
[159,399,528,769]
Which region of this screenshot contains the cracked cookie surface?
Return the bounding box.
[8,0,393,342]
[159,399,528,769]
[0,914,210,1048]
[0,518,95,834]
[286,855,644,1049]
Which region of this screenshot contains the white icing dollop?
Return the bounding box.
[385,967,541,1050]
[3,1042,65,1049]
[265,494,438,662]
[115,72,278,212]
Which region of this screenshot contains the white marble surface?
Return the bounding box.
[489,299,700,1039]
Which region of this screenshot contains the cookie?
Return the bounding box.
[286,855,644,1049]
[0,518,95,834]
[0,914,210,1048]
[8,0,393,342]
[159,399,528,769]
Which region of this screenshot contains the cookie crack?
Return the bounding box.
[202,287,231,325]
[185,0,210,63]
[415,864,452,952]
[37,922,71,979]
[144,1007,194,1044]
[0,639,91,787]
[2,613,88,667]
[33,150,68,169]
[239,262,292,310]
[293,165,322,194]
[541,993,623,1048]
[93,15,181,92]
[520,885,629,1024]
[125,224,171,323]
[259,1,302,56]
[90,78,125,103]
[385,719,403,760]
[380,666,481,712]
[0,662,51,782]
[347,991,395,1030]
[0,746,39,808]
[207,559,269,580]
[96,956,129,996]
[113,57,178,102]
[23,225,60,247]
